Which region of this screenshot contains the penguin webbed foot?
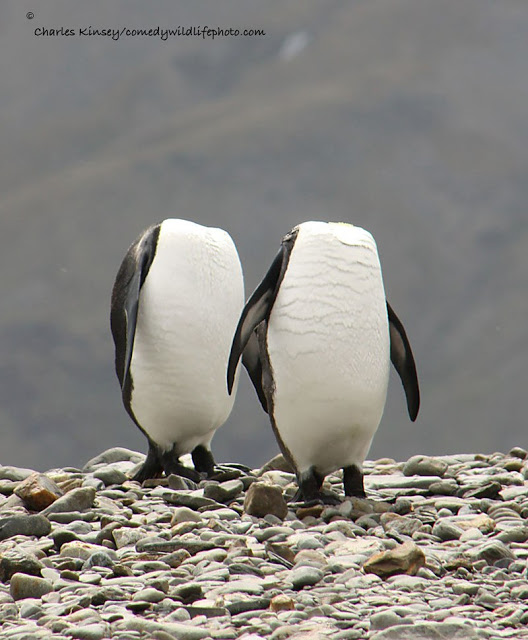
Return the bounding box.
[290,467,341,506]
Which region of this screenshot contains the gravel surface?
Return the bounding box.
[0,446,527,639]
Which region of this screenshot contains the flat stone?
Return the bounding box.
[243,483,288,520]
[10,573,53,600]
[225,597,272,615]
[41,487,96,515]
[123,618,209,639]
[135,538,215,555]
[13,473,63,510]
[0,466,35,482]
[403,456,448,478]
[68,623,109,640]
[363,541,426,578]
[258,455,295,475]
[92,468,128,486]
[163,490,219,510]
[370,610,408,630]
[462,482,501,499]
[371,621,481,639]
[203,480,244,503]
[83,448,145,471]
[0,514,51,541]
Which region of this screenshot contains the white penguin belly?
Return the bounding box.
[267,226,390,476]
[130,221,243,453]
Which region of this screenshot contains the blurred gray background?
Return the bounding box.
[1,0,527,472]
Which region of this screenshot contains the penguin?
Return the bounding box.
[228,221,419,503]
[111,218,245,482]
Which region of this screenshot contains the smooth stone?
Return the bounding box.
[432,520,463,541]
[132,587,166,603]
[10,572,53,600]
[123,617,209,639]
[243,483,288,520]
[18,598,44,619]
[163,490,219,510]
[92,468,128,486]
[225,597,272,615]
[135,538,215,555]
[0,514,51,541]
[470,540,516,563]
[68,623,109,640]
[509,446,527,459]
[370,610,409,630]
[403,456,448,478]
[41,487,96,515]
[462,482,501,500]
[371,622,481,639]
[0,466,35,482]
[0,549,44,581]
[289,566,323,590]
[203,480,244,503]
[429,480,459,496]
[83,448,145,471]
[171,507,203,525]
[258,455,295,475]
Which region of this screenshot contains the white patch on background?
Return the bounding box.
[130,219,244,453]
[267,221,390,475]
[279,32,310,61]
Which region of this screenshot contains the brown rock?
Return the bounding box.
[270,594,295,612]
[363,540,426,578]
[14,473,63,511]
[243,482,288,519]
[457,514,495,534]
[258,454,295,475]
[296,504,324,520]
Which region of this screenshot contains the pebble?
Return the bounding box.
[243,483,288,519]
[9,573,53,600]
[0,448,526,639]
[0,514,51,541]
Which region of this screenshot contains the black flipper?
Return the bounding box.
[241,330,268,413]
[110,224,161,392]
[227,241,291,395]
[387,301,420,421]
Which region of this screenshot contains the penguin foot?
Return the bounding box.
[131,441,163,482]
[343,464,366,498]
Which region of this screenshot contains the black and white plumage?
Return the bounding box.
[111,218,244,482]
[228,221,419,503]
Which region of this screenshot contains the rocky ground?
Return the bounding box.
[0,447,527,640]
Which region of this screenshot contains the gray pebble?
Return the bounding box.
[289,566,323,589]
[403,456,448,477]
[92,468,128,486]
[0,514,51,541]
[41,487,96,515]
[432,520,463,541]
